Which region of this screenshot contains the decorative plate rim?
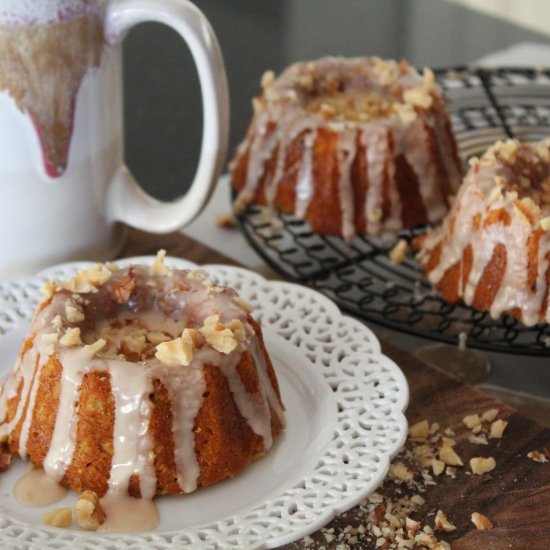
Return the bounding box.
[0,256,409,549]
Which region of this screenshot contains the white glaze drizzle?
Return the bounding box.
[232,56,463,238]
[418,139,550,326]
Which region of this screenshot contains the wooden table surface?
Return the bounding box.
[121,228,550,549]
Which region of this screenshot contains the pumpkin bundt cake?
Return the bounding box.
[231,56,463,239]
[416,139,550,326]
[0,252,285,500]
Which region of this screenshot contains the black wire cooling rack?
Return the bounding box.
[234,67,550,356]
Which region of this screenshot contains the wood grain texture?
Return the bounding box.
[120,228,550,549]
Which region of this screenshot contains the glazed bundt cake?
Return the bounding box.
[0,252,285,500]
[231,56,463,239]
[416,139,550,326]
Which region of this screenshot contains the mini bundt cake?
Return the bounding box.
[0,252,285,500]
[416,139,550,326]
[231,56,463,239]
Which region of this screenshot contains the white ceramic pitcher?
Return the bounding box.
[0,0,229,277]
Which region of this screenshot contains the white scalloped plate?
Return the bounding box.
[0,257,408,549]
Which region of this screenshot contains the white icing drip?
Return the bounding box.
[364,127,390,235]
[400,118,444,222]
[150,363,205,494]
[13,350,41,459]
[0,347,36,438]
[294,132,315,218]
[336,127,358,240]
[42,348,86,481]
[429,109,462,194]
[107,359,153,497]
[132,397,156,500]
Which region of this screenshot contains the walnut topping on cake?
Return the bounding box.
[65,304,85,323]
[60,264,112,294]
[84,338,107,357]
[232,296,254,313]
[60,327,81,347]
[41,280,58,300]
[403,85,433,110]
[373,57,399,85]
[150,249,169,277]
[155,328,201,366]
[261,70,275,88]
[200,315,239,354]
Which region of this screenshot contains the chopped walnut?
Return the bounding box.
[199,315,238,354]
[468,433,488,445]
[489,419,508,439]
[405,516,420,536]
[471,512,493,530]
[122,334,146,356]
[470,456,496,475]
[432,458,445,476]
[216,213,236,228]
[43,507,72,528]
[434,510,456,532]
[41,280,58,300]
[527,450,549,463]
[65,304,85,323]
[393,102,417,123]
[76,490,106,530]
[61,264,112,293]
[60,327,81,347]
[150,249,169,277]
[226,319,247,342]
[439,445,463,467]
[403,85,433,110]
[409,419,430,439]
[497,139,519,163]
[155,328,200,367]
[389,462,413,481]
[488,186,503,202]
[481,409,499,423]
[110,273,136,304]
[84,339,106,357]
[146,331,170,345]
[389,239,409,265]
[462,414,480,430]
[261,70,275,88]
[232,296,254,313]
